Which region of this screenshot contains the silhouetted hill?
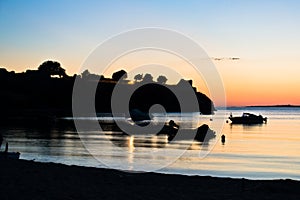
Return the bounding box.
[0,61,215,125]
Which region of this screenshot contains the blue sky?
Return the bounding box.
[1,0,299,69]
[1,0,300,105]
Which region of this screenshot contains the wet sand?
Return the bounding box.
[0,159,299,200]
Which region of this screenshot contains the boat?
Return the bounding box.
[229,112,267,124]
[156,122,216,142]
[101,119,216,142]
[0,142,20,159]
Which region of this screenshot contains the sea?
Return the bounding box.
[1,107,300,180]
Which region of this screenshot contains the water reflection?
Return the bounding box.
[1,119,216,159]
[229,123,266,134]
[2,108,300,179]
[0,125,86,160]
[0,117,217,172]
[100,121,216,149]
[107,132,169,149]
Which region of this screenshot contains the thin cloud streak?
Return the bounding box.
[212,57,240,61]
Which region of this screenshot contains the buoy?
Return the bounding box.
[221,134,225,144]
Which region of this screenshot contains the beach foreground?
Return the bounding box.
[0,159,299,200]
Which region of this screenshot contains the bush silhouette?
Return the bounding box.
[38,61,66,78]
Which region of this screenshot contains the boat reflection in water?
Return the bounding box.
[100,120,216,149]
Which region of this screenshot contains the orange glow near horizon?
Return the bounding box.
[95,49,212,98]
[2,55,300,107]
[2,52,300,107]
[214,57,300,106]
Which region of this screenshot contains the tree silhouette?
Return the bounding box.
[112,69,127,81]
[81,69,90,79]
[0,68,8,76]
[157,75,167,84]
[142,73,153,83]
[38,61,66,78]
[134,74,143,82]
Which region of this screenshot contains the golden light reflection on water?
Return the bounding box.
[4,108,300,179]
[128,135,134,153]
[77,110,300,178]
[167,111,300,179]
[127,136,134,170]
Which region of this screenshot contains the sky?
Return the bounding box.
[1,0,300,106]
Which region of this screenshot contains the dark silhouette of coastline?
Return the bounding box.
[0,60,215,126]
[247,104,300,108]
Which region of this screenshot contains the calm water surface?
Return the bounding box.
[2,107,300,180]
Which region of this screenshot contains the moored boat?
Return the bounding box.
[229,113,267,124]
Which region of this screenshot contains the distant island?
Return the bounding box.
[0,60,215,125]
[247,105,300,108]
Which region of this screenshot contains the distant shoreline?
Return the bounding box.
[217,105,300,109]
[246,105,300,108]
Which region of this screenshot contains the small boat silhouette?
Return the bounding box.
[229,112,267,124]
[0,142,20,160]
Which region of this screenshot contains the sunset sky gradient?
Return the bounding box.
[1,0,300,106]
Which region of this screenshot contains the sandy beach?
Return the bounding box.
[0,159,299,200]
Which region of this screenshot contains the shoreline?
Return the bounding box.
[246,105,300,108]
[1,159,300,199]
[222,105,300,109]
